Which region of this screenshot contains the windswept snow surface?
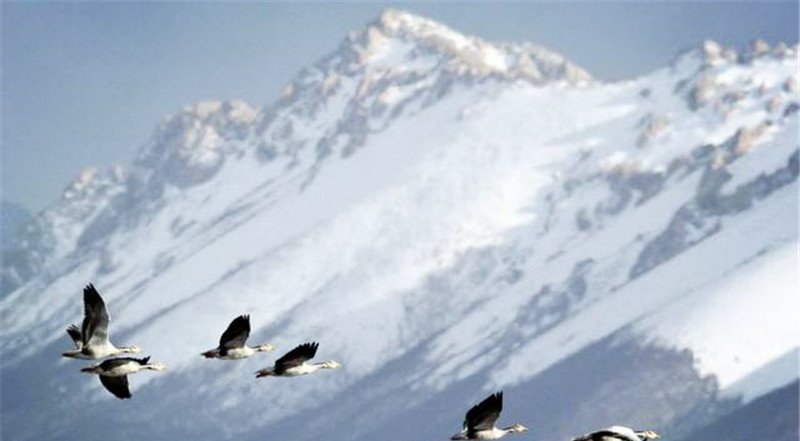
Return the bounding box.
[1,10,797,441]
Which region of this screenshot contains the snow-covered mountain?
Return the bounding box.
[1,10,797,441]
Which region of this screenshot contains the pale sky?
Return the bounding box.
[2,1,798,211]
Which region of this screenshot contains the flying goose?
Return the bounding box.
[571,426,660,441]
[201,314,275,359]
[62,284,140,359]
[255,342,340,378]
[81,356,166,399]
[451,392,528,440]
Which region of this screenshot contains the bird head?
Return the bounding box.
[324,360,342,369]
[255,368,274,378]
[510,424,529,433]
[147,362,167,371]
[254,343,276,352]
[640,431,660,439]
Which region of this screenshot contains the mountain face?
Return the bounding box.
[1,201,33,295]
[1,10,797,441]
[1,201,31,252]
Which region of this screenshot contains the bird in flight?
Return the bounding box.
[201,314,275,359]
[451,392,528,440]
[255,342,340,378]
[62,284,141,359]
[81,356,166,399]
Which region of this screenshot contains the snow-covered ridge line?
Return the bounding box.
[1,10,604,299]
[1,10,798,441]
[364,9,593,83]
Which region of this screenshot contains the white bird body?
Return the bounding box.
[571,426,660,441]
[605,427,641,441]
[202,345,275,360]
[452,425,528,440]
[82,357,166,376]
[257,360,340,377]
[90,360,159,377]
[63,341,139,360]
[218,346,256,359]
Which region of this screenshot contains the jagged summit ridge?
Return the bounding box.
[350,8,592,83]
[267,9,593,170]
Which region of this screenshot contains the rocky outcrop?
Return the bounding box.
[630,143,798,279]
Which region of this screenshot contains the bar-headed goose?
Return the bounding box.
[451,392,528,440]
[81,356,166,399]
[571,426,660,441]
[201,314,275,359]
[255,342,340,378]
[62,284,140,359]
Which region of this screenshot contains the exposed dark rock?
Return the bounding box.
[631,148,798,279]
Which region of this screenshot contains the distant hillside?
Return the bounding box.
[679,381,798,441]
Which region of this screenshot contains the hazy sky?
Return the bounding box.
[3,1,798,211]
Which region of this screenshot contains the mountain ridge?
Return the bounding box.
[1,10,797,441]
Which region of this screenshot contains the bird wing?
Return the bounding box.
[99,375,131,399]
[464,392,503,432]
[219,315,250,352]
[66,324,82,349]
[274,342,318,373]
[81,284,110,347]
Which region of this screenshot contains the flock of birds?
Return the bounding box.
[62,284,662,441]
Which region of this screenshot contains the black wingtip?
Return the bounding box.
[494,391,503,405]
[233,314,251,326]
[83,284,101,299]
[298,341,319,356]
[138,356,151,365]
[66,325,82,342]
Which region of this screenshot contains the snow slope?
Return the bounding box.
[1,10,797,441]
